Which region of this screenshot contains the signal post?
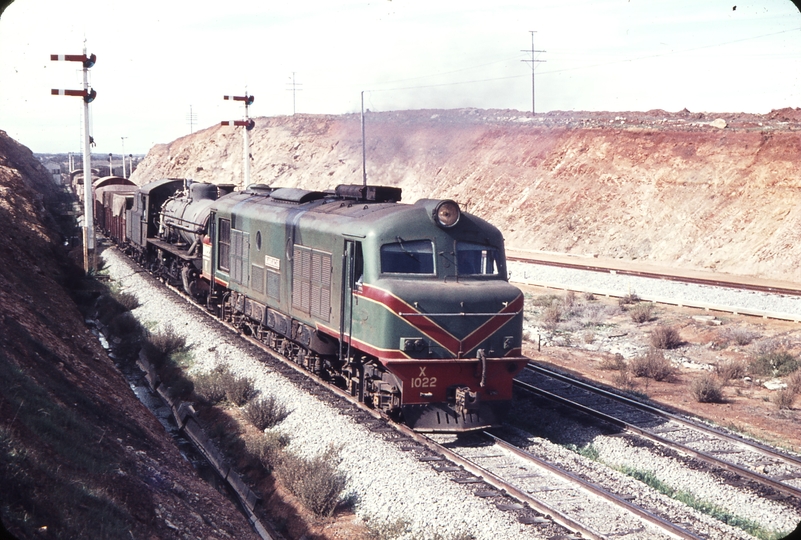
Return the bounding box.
[51,47,97,273]
[222,94,255,187]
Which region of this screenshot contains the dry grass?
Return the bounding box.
[630,348,677,382]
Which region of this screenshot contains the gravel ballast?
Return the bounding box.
[509,260,801,320]
[102,248,545,540]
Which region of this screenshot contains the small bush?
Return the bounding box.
[629,303,654,323]
[750,351,799,377]
[612,368,637,391]
[600,353,627,371]
[276,446,348,516]
[771,388,796,410]
[650,325,682,350]
[715,360,747,384]
[690,374,725,403]
[787,371,801,395]
[542,303,562,330]
[142,323,188,368]
[245,432,290,471]
[244,396,290,430]
[531,294,560,307]
[193,365,229,404]
[721,327,760,346]
[619,292,640,305]
[630,348,676,381]
[112,290,140,311]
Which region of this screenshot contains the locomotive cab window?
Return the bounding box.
[381,239,434,274]
[456,241,500,276]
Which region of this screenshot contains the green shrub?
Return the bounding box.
[276,446,348,516]
[750,351,799,377]
[690,374,724,403]
[650,325,682,349]
[630,348,676,381]
[244,396,290,430]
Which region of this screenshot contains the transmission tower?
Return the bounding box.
[521,31,546,115]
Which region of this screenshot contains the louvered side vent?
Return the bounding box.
[251,265,264,294]
[267,270,280,299]
[231,230,250,285]
[310,251,332,322]
[292,246,331,321]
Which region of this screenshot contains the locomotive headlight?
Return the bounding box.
[434,200,460,228]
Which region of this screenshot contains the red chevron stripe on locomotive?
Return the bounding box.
[356,284,522,358]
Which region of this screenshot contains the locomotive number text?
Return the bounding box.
[410,377,437,388]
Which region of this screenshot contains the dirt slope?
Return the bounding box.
[133,107,801,283]
[0,130,257,539]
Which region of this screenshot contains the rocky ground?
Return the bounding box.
[0,130,259,539]
[5,103,801,538]
[133,106,801,283]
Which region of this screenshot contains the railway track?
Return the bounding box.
[518,362,801,501]
[506,253,801,298]
[141,252,716,539]
[107,245,798,538]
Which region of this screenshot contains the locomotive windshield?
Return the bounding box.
[456,241,501,276]
[381,239,434,274]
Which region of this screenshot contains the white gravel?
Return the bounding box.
[102,248,547,540]
[509,260,801,321]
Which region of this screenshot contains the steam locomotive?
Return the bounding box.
[109,178,525,432]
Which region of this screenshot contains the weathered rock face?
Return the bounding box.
[132,107,801,282]
[0,130,258,540]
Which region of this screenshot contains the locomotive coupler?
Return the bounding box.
[454,386,480,415]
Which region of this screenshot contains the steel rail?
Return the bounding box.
[519,364,801,500]
[483,431,703,540]
[507,255,801,297]
[159,275,607,539]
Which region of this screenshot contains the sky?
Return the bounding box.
[0,0,800,155]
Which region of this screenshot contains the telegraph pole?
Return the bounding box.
[120,136,127,178]
[222,93,255,187]
[51,45,97,273]
[361,91,367,187]
[186,105,197,133]
[521,31,545,115]
[286,73,303,115]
